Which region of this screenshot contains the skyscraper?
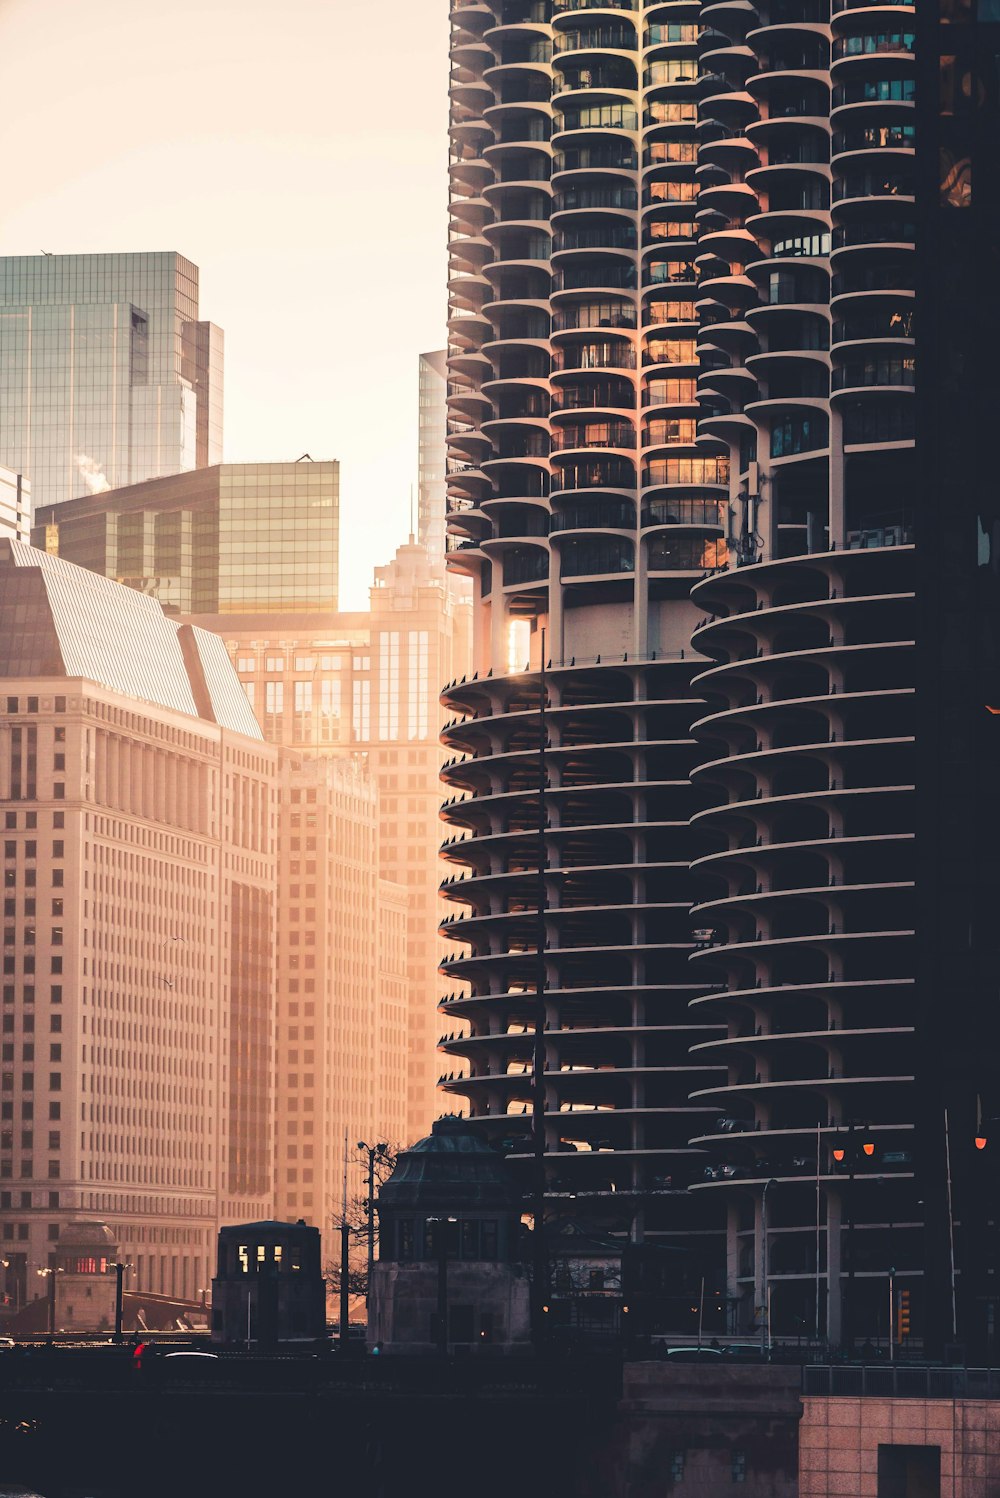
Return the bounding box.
[0,540,276,1305]
[441,0,730,1312]
[679,0,918,1345]
[204,539,472,1142]
[438,0,969,1348]
[0,470,29,546]
[0,252,223,515]
[418,351,448,557]
[33,460,340,616]
[271,751,408,1249]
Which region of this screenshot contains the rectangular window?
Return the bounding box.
[378,631,400,740]
[352,679,370,741]
[407,631,429,740]
[294,681,312,713]
[265,681,284,715]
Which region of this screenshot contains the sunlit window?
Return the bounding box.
[507,619,531,674]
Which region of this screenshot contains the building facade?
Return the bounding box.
[193,540,472,1145]
[418,351,448,557]
[272,750,408,1252]
[441,0,731,1308]
[0,469,28,546]
[0,540,277,1307]
[33,459,340,617]
[681,0,920,1345]
[0,253,222,510]
[437,0,961,1349]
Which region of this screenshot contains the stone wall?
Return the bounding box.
[800,1395,1000,1498]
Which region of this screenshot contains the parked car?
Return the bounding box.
[659,1345,724,1362]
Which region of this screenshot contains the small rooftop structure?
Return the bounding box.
[370,1117,530,1354]
[212,1220,325,1348]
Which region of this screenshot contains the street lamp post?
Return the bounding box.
[36,1266,62,1338]
[832,1120,875,1353]
[357,1141,389,1300]
[111,1261,131,1341]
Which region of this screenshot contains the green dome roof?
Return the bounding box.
[379,1116,520,1213]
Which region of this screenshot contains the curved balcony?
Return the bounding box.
[439,659,727,1247]
[552,22,639,59]
[687,542,917,1341]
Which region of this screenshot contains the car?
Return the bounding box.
[0,1335,15,1351]
[660,1345,724,1362]
[163,1350,219,1360]
[724,1343,764,1361]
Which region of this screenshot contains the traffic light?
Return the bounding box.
[896,1289,911,1342]
[976,1094,988,1150]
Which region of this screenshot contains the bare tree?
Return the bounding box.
[324,1144,400,1299]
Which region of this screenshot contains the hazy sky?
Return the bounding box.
[0,0,450,607]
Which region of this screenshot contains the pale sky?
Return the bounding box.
[0,0,450,607]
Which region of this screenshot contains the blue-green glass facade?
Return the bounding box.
[0,252,223,513]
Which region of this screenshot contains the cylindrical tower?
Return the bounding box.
[442,0,730,1324]
[687,542,917,1342]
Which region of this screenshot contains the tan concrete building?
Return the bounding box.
[273,751,407,1247]
[191,539,472,1144]
[0,539,277,1308]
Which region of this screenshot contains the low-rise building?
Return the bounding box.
[211,1219,325,1348]
[369,1116,531,1355]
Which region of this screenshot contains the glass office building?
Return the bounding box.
[32,460,339,615]
[0,252,223,513]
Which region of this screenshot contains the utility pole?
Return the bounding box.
[530,629,549,1348]
[339,1131,351,1352]
[760,1179,774,1357]
[358,1140,389,1301]
[846,1120,856,1354]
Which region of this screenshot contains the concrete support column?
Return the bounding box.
[756,448,778,563]
[829,406,846,550]
[546,575,563,667]
[727,1198,741,1318]
[490,595,506,675]
[827,1186,843,1347]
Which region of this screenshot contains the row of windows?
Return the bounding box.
[3,697,66,715]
